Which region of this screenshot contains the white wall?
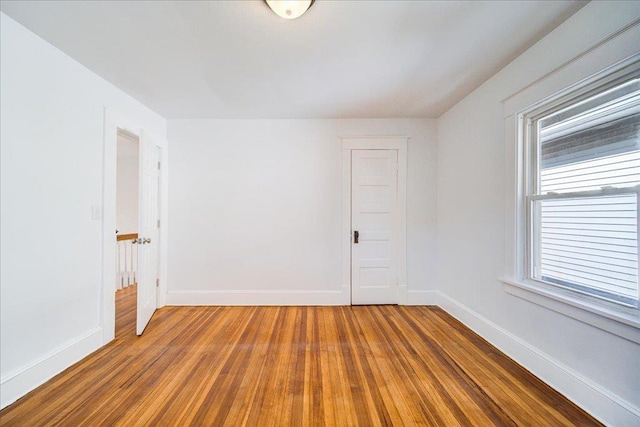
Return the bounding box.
[167,119,436,304]
[0,13,166,408]
[116,133,139,235]
[436,2,640,425]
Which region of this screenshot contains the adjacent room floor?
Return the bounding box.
[0,287,600,426]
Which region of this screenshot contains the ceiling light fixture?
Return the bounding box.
[264,0,315,20]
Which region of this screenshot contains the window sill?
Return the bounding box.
[500,277,640,345]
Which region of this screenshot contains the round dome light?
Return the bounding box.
[265,0,315,20]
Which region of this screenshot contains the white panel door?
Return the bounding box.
[136,132,160,335]
[351,150,398,305]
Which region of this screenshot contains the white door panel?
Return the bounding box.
[136,131,160,335]
[351,150,398,305]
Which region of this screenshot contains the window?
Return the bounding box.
[522,61,640,311]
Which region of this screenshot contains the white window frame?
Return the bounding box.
[523,64,640,309]
[502,54,640,345]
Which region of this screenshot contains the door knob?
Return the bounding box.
[142,237,151,244]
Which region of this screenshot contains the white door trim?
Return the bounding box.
[341,136,408,305]
[102,108,168,344]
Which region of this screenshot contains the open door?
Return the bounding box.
[136,131,161,335]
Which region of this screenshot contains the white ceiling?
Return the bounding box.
[1,0,586,119]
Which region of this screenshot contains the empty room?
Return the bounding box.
[0,1,638,425]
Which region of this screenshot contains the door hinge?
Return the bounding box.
[396,162,399,172]
[158,161,161,170]
[157,219,160,228]
[156,278,159,287]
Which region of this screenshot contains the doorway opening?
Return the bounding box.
[115,129,139,338]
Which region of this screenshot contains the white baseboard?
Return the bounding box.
[166,289,348,306]
[405,289,440,305]
[436,291,640,426]
[167,288,438,306]
[0,327,103,410]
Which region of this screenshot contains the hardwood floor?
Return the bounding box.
[0,288,600,426]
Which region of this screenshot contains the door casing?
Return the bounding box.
[341,136,408,305]
[102,108,168,344]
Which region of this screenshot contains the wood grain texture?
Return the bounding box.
[116,233,138,242]
[0,287,600,426]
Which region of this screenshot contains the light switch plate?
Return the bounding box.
[91,205,101,220]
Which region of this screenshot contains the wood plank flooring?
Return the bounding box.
[0,286,600,426]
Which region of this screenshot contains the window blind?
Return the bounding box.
[536,193,638,306]
[536,150,639,306]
